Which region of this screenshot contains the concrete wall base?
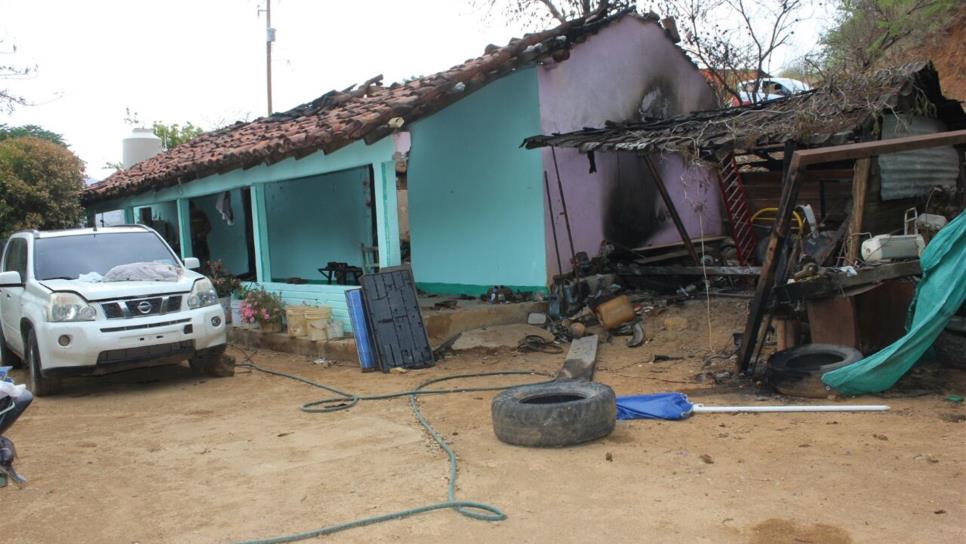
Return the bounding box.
[423,301,548,346]
[229,300,547,363]
[229,327,359,363]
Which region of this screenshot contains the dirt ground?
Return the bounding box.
[2,298,964,543]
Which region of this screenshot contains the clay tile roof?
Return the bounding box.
[84,9,663,205]
[523,61,966,156]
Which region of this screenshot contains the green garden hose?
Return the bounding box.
[234,353,552,544]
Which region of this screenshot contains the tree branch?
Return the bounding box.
[536,0,567,22]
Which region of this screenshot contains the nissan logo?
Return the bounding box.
[136,301,153,314]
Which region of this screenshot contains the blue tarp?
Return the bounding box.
[823,212,966,395]
[616,392,694,420]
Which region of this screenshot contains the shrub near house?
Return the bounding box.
[0,134,85,238]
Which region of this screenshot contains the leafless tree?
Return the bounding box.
[662,0,806,106]
[477,0,637,28]
[1,41,34,114]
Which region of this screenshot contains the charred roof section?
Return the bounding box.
[523,62,966,156]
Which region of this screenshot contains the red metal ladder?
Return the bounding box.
[716,155,757,265]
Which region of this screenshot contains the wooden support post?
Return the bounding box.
[550,146,579,274]
[642,155,701,265]
[736,142,802,373]
[846,158,871,262]
[176,198,192,260]
[372,161,401,269]
[250,184,272,283]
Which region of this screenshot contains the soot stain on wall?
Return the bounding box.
[601,78,692,249]
[603,153,663,248]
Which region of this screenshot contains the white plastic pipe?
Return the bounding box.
[691,404,889,414]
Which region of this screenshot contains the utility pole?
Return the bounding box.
[259,0,275,116]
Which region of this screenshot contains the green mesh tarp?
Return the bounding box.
[823,211,966,395]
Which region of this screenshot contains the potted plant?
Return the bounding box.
[230,284,250,326]
[205,260,241,322]
[239,287,285,333]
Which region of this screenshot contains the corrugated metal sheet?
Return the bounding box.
[879,115,960,200]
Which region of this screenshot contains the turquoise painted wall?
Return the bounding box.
[193,189,251,275]
[407,68,546,294]
[263,167,371,281]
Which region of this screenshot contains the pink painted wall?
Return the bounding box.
[537,17,722,277]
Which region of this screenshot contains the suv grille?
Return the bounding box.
[97,340,195,365]
[101,295,183,319]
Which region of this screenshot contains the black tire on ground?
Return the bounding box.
[766,343,863,398]
[0,325,22,369]
[189,345,234,377]
[26,329,59,396]
[934,330,966,370]
[491,380,616,448]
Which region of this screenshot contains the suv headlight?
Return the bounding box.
[187,278,219,309]
[48,292,97,322]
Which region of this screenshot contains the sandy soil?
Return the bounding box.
[1,298,964,543]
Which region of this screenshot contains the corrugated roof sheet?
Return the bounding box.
[84,9,677,206]
[523,62,966,156]
[879,115,961,200]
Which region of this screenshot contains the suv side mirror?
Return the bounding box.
[0,271,23,287]
[183,257,201,270]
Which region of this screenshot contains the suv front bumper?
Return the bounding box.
[35,305,227,373]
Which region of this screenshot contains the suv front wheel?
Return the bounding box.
[27,329,60,396]
[189,345,234,377]
[0,326,22,369]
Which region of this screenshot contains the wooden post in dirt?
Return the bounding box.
[642,155,701,265]
[846,158,871,263]
[737,141,801,373]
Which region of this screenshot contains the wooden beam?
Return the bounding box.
[631,235,727,253]
[776,260,922,301]
[642,155,701,265]
[846,158,871,262]
[792,129,966,168]
[737,141,801,373]
[621,265,761,276]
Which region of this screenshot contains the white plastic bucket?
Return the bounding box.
[305,307,331,342]
[286,306,309,337]
[327,320,344,340]
[219,297,231,324]
[230,299,243,326]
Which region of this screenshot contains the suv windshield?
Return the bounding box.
[34,232,179,281]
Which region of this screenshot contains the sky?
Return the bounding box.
[0,0,836,182]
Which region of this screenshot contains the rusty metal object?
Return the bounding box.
[594,295,636,330]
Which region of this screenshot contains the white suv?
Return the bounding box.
[0,226,229,395]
